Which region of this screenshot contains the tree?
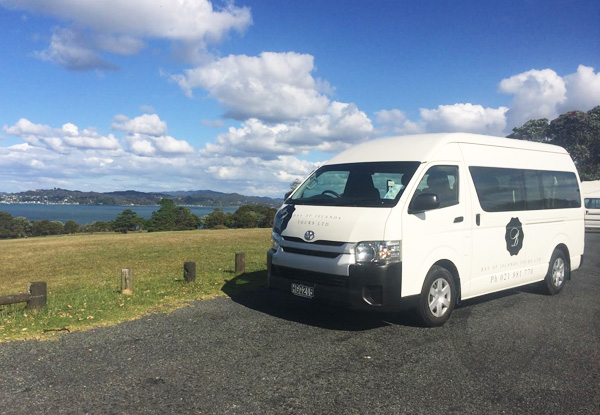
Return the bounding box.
[112,209,142,233]
[64,220,79,234]
[508,106,600,180]
[0,212,17,239]
[507,118,549,142]
[290,178,302,191]
[13,217,32,238]
[83,221,114,233]
[31,220,63,236]
[201,208,232,229]
[146,198,199,232]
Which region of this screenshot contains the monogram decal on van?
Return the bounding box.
[505,217,524,256]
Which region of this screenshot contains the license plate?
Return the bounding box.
[291,283,314,299]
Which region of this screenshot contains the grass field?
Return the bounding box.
[0,228,272,342]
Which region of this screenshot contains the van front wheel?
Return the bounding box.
[544,249,568,295]
[417,265,456,327]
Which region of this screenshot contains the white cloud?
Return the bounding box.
[419,103,508,136]
[204,102,373,158]
[562,65,600,112]
[3,119,121,152]
[4,118,53,136]
[111,114,167,136]
[0,124,315,196]
[2,0,252,69]
[375,104,508,136]
[499,68,567,127]
[376,66,600,137]
[112,114,194,156]
[172,52,330,122]
[34,27,116,71]
[375,109,422,135]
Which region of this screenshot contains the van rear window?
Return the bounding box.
[470,167,581,212]
[290,162,420,207]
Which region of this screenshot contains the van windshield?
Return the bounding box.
[289,161,420,207]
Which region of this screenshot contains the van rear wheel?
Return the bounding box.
[417,265,456,327]
[544,249,568,295]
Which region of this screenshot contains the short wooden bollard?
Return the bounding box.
[121,268,133,295]
[184,262,196,282]
[235,252,245,276]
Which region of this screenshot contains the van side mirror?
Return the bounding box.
[409,193,440,214]
[284,191,292,200]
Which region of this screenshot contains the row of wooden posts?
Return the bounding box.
[0,253,247,308]
[121,252,246,294]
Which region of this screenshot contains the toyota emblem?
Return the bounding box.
[304,230,315,241]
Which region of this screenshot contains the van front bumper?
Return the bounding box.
[267,249,416,312]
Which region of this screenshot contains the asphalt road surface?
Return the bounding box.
[1,233,598,415]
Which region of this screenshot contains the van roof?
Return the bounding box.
[326,133,568,165]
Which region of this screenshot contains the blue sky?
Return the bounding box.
[1,0,598,197]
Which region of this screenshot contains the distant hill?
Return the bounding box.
[0,188,283,208]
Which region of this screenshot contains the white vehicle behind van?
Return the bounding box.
[584,198,600,230]
[267,133,585,326]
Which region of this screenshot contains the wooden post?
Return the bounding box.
[27,282,47,309]
[235,252,245,276]
[184,262,196,282]
[121,268,133,295]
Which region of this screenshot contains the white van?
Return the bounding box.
[267,133,585,326]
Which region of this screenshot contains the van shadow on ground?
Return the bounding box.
[221,271,554,331]
[221,271,424,331]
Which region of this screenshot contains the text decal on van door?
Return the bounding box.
[505,217,524,256]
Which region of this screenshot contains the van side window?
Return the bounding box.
[586,198,600,209]
[414,165,459,208]
[470,167,581,212]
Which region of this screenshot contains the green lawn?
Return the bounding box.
[0,228,272,342]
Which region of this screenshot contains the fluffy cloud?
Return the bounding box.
[375,104,508,136]
[563,65,600,112]
[112,114,194,156]
[3,118,120,152]
[112,114,167,136]
[375,109,422,135]
[34,28,117,71]
[0,120,315,196]
[1,0,252,69]
[377,66,600,136]
[499,68,567,127]
[419,104,508,136]
[173,52,331,122]
[498,65,600,128]
[204,102,373,157]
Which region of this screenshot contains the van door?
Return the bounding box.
[401,164,472,299]
[468,167,532,297]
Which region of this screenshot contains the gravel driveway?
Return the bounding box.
[1,233,598,415]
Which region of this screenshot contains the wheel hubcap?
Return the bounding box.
[428,278,451,317]
[552,258,565,287]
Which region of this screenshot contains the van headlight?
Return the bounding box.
[272,232,282,251]
[355,241,401,264]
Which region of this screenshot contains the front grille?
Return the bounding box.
[281,246,341,258]
[282,236,346,246]
[271,265,348,287]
